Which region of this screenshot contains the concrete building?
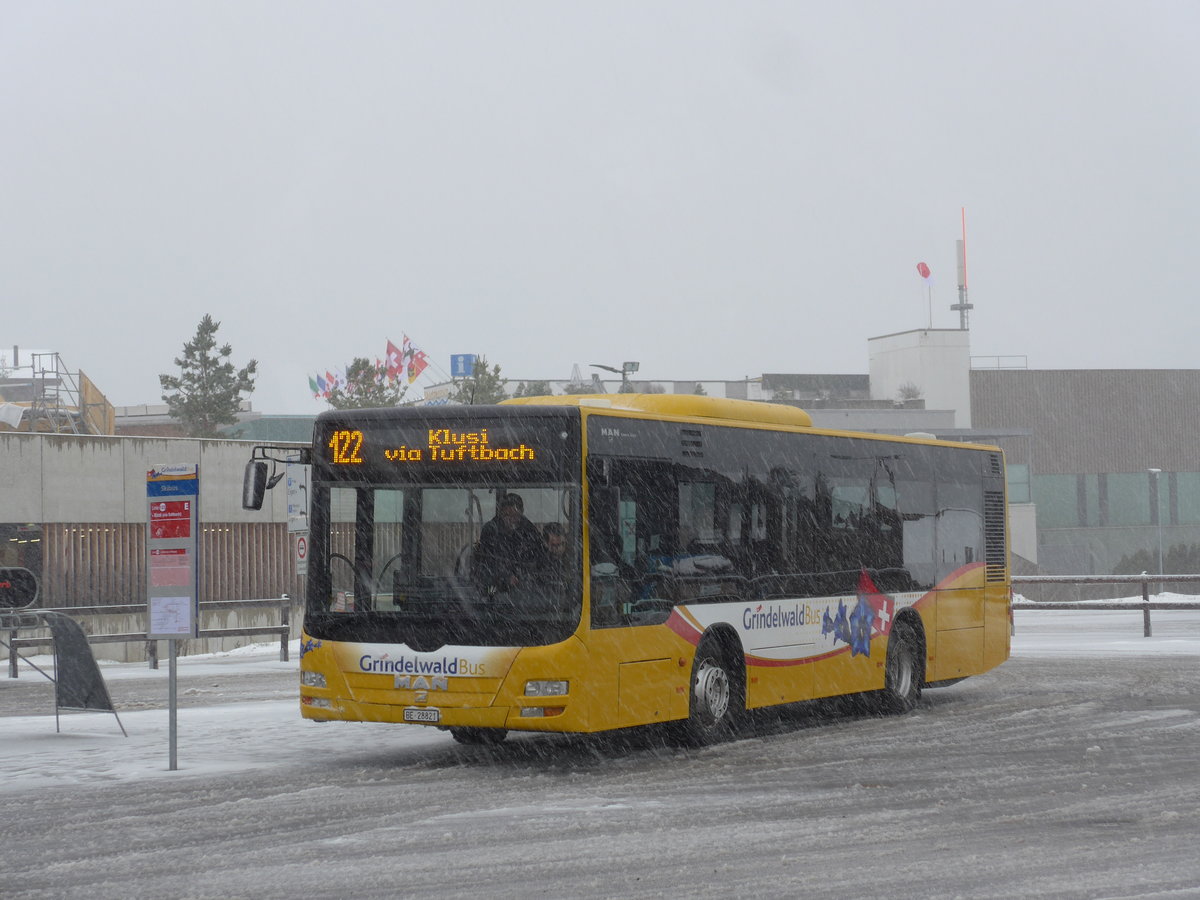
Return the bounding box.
[868,329,973,428]
[970,368,1200,576]
[0,431,304,629]
[841,328,1199,580]
[114,402,314,443]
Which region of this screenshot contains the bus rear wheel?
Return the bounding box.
[449,727,507,745]
[880,621,923,714]
[675,638,743,746]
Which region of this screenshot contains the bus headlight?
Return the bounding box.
[525,680,568,696]
[302,671,327,688]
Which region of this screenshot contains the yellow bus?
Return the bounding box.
[246,394,1010,745]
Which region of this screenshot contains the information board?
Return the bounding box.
[146,464,199,639]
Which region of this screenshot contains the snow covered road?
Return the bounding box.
[2,608,1198,899]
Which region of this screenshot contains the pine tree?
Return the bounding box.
[326,358,409,409]
[448,357,508,404]
[513,380,552,398]
[159,314,257,437]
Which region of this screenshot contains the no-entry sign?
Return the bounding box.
[295,533,309,576]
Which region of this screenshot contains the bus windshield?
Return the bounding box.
[307,481,582,650]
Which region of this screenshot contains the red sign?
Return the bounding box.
[150,500,192,539]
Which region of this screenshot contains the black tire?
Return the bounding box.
[675,637,744,746]
[449,727,507,745]
[880,620,923,714]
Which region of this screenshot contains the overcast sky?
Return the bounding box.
[3,1,1197,415]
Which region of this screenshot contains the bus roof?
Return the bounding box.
[501,393,814,428]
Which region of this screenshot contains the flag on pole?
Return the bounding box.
[401,334,429,384]
[308,375,320,398]
[408,349,429,384]
[385,340,403,381]
[916,262,934,328]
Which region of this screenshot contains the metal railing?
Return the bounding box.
[1012,574,1200,638]
[5,595,292,678]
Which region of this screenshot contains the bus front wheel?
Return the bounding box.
[880,621,924,714]
[675,638,743,746]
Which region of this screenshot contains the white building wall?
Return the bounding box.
[40,436,127,522]
[1009,502,1038,565]
[868,329,972,428]
[0,434,44,521]
[0,433,292,525]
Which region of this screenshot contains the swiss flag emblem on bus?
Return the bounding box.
[857,570,895,638]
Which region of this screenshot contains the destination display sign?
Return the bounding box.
[329,427,537,466]
[315,414,577,481]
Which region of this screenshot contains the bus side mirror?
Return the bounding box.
[0,567,39,610]
[243,460,269,510]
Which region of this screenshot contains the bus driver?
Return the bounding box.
[474,492,543,592]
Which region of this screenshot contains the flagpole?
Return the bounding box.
[916,262,933,330]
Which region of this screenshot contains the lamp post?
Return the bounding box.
[591,361,640,393]
[1148,468,1164,595]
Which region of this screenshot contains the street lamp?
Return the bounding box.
[591,362,639,393]
[1148,468,1164,594]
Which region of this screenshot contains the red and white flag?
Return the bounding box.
[385,340,403,381]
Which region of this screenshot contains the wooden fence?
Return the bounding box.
[33,522,304,608]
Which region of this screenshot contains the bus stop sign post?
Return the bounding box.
[146,464,200,771]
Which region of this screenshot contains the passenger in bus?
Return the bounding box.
[542,522,568,576]
[474,492,544,592]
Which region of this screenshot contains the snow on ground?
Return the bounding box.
[1011,591,1200,657]
[2,597,1198,790]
